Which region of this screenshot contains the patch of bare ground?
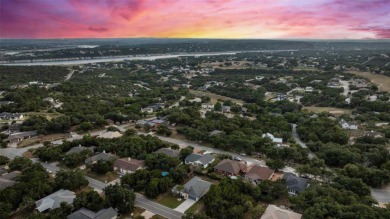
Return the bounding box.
[303,106,352,115]
[189,89,244,105]
[347,71,390,93]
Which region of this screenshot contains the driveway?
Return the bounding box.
[174,199,196,213]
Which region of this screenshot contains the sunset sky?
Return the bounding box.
[1,0,389,39]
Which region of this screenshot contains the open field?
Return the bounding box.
[347,71,390,93]
[189,89,244,105]
[25,111,64,120]
[303,106,352,115]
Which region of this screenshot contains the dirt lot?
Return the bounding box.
[18,133,68,147]
[303,106,352,115]
[347,71,390,93]
[189,89,244,105]
[24,111,64,120]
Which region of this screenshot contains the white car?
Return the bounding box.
[233,156,242,161]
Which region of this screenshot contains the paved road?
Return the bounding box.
[64,69,75,81]
[136,193,183,219]
[291,124,316,159]
[40,161,183,219]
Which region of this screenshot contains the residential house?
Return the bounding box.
[214,159,247,176]
[283,173,309,195]
[201,103,214,110]
[97,131,123,139]
[172,176,212,201]
[35,189,75,212]
[339,119,358,130]
[66,145,95,155]
[114,157,146,174]
[260,205,302,219]
[155,148,180,158]
[141,103,165,114]
[67,207,117,219]
[3,130,38,143]
[222,106,231,113]
[0,171,20,190]
[85,151,118,164]
[305,86,314,92]
[262,133,283,144]
[0,112,24,120]
[244,165,274,185]
[185,154,215,168]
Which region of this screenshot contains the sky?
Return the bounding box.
[0,0,389,39]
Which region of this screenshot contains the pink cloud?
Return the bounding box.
[0,0,389,39]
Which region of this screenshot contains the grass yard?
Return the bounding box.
[347,71,390,93]
[156,192,184,209]
[85,170,119,183]
[189,89,244,105]
[185,199,205,214]
[303,106,352,115]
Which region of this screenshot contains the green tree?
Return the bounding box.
[55,169,88,191]
[9,156,32,171]
[0,155,10,165]
[214,102,222,111]
[90,160,113,175]
[104,184,135,214]
[73,190,105,212]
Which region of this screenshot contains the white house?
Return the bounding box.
[262,133,283,144]
[339,119,358,130]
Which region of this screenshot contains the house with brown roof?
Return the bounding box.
[214,159,247,176]
[114,157,146,174]
[260,205,302,219]
[244,165,274,185]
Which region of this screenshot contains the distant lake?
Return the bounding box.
[0,50,294,66]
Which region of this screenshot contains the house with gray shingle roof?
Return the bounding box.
[283,173,309,195]
[172,176,212,201]
[67,207,117,219]
[35,189,75,212]
[0,171,20,190]
[185,154,215,168]
[85,151,118,164]
[155,148,180,158]
[66,145,95,155]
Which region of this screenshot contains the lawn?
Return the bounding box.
[156,192,184,209]
[185,199,205,214]
[85,170,119,183]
